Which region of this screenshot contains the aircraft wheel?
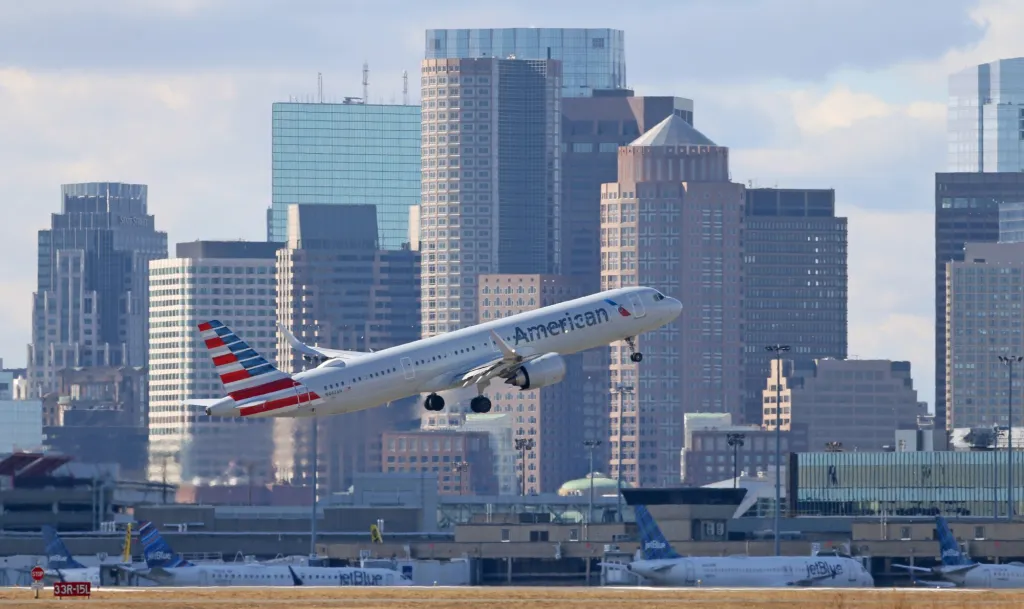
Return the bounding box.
[424,393,445,411]
[630,352,644,363]
[470,396,492,414]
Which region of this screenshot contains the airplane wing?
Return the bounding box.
[450,331,543,389]
[787,572,844,587]
[937,563,978,575]
[183,399,222,408]
[892,563,933,574]
[278,324,369,362]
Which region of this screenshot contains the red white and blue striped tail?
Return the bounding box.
[197,320,318,417]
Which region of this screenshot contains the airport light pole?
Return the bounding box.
[727,433,746,489]
[515,437,535,497]
[999,355,1022,520]
[765,344,790,557]
[614,383,634,523]
[583,439,603,525]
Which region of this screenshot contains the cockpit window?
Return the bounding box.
[652,292,666,302]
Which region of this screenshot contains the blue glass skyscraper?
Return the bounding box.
[948,58,1024,172]
[268,102,421,248]
[425,28,625,98]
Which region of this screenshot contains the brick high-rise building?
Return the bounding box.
[470,274,588,494]
[418,57,562,343]
[601,115,745,487]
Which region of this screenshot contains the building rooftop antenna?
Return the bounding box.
[402,70,409,105]
[362,62,369,103]
[317,72,323,104]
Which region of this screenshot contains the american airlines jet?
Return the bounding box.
[894,516,1024,588]
[189,287,681,419]
[134,522,411,587]
[616,506,873,588]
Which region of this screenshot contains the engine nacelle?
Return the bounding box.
[506,353,567,390]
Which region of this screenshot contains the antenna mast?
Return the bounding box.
[402,70,409,105]
[362,62,369,103]
[317,72,323,103]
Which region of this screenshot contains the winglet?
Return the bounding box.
[490,330,519,361]
[278,324,324,359]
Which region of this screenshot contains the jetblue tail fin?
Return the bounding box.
[935,516,972,566]
[42,526,85,569]
[137,521,193,568]
[633,505,681,560]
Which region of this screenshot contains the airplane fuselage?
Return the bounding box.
[210,286,680,418]
[145,563,410,587]
[627,556,874,588]
[952,564,1024,588]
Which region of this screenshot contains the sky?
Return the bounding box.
[1,0,1022,409]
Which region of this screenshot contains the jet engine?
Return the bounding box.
[505,353,566,390]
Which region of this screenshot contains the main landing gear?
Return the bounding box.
[424,393,445,411]
[626,336,643,363]
[470,396,492,414]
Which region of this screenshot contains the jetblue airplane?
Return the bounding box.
[190,286,681,419]
[616,505,873,588]
[38,524,133,586]
[894,516,1024,588]
[135,522,411,587]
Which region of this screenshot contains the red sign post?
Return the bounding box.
[54,582,91,598]
[30,566,44,582]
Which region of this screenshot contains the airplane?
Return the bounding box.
[189,286,682,419]
[135,521,412,587]
[893,516,1024,588]
[611,505,873,588]
[37,523,133,586]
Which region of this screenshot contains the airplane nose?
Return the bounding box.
[668,298,682,319]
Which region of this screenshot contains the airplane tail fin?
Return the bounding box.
[633,505,681,560]
[935,516,972,566]
[42,526,85,569]
[137,521,193,569]
[197,320,316,416]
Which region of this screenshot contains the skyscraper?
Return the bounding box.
[275,204,420,493]
[147,241,279,486]
[562,91,694,292]
[268,102,421,248]
[29,183,167,404]
[934,173,1023,433]
[419,57,561,340]
[948,58,1024,172]
[474,274,585,494]
[602,115,745,487]
[947,242,1024,428]
[425,28,625,98]
[742,188,848,425]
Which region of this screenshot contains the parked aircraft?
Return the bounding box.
[135,522,411,587]
[894,516,1024,588]
[39,523,133,586]
[615,505,874,588]
[189,286,681,419]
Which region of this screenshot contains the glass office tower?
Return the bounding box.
[948,58,1024,172]
[268,102,421,248]
[425,28,625,98]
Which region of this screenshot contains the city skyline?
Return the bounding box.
[2,1,1023,411]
